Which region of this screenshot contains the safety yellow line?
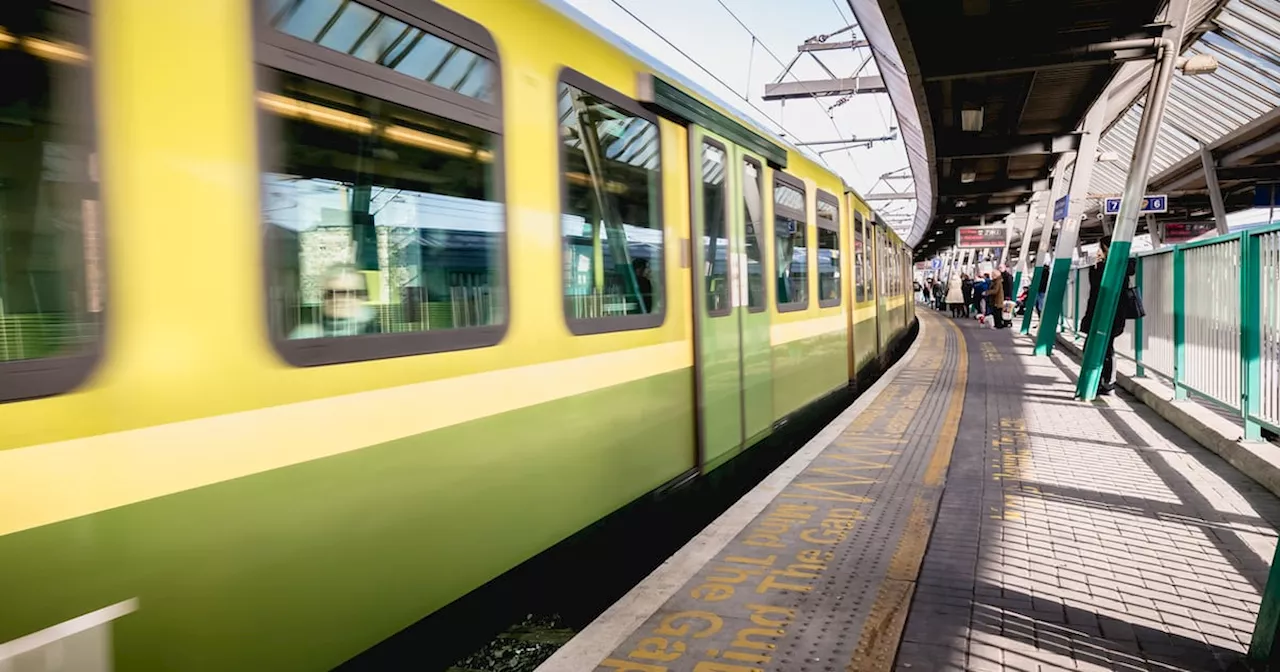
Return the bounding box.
[848,314,968,672]
[924,317,969,487]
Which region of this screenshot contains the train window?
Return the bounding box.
[742,158,765,312]
[558,70,664,334]
[0,0,101,404]
[774,174,807,312]
[701,140,730,316]
[257,0,506,366]
[853,211,867,303]
[891,243,899,295]
[885,239,894,295]
[875,229,884,297]
[816,191,840,308]
[271,0,494,102]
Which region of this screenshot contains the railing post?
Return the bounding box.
[1243,232,1263,442]
[1135,256,1145,377]
[1173,245,1188,400]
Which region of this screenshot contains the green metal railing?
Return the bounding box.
[1056,224,1280,441]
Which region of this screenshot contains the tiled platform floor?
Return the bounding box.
[897,312,1280,672]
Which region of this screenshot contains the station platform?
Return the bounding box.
[536,310,1280,672]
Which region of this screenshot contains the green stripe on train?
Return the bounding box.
[772,331,848,420]
[0,370,694,671]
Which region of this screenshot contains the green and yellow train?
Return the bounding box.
[0,0,914,669]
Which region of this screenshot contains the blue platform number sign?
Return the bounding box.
[931,258,942,270]
[1053,195,1069,221]
[1104,194,1168,215]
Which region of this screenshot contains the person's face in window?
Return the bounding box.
[323,270,368,319]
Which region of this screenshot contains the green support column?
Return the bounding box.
[1242,232,1263,442]
[1035,100,1108,357]
[1021,177,1061,336]
[1077,240,1134,397]
[1250,544,1280,664]
[1252,233,1279,662]
[1033,257,1074,355]
[1010,205,1037,307]
[1134,257,1145,377]
[1019,265,1044,334]
[1076,24,1183,399]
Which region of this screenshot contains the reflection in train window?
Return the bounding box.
[816,192,840,307]
[268,0,494,101]
[853,211,868,303]
[701,141,730,316]
[742,158,765,312]
[558,75,663,332]
[260,72,503,343]
[0,0,102,403]
[774,176,807,310]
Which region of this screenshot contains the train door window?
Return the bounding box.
[773,173,807,312]
[0,0,101,403]
[742,157,765,312]
[887,240,894,295]
[892,244,899,294]
[557,69,663,334]
[816,191,840,308]
[700,140,729,316]
[882,233,890,294]
[852,211,866,303]
[256,0,505,367]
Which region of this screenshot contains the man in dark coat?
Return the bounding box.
[1079,237,1137,395]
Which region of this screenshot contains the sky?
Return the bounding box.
[559,0,916,234]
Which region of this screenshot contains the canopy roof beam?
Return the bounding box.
[937,133,1081,159]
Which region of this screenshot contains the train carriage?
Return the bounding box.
[0,0,915,669]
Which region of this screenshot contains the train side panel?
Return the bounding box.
[0,1,914,671]
[0,0,697,669]
[767,156,848,422]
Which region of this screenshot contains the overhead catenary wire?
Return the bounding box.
[828,0,851,24]
[709,0,870,180]
[605,0,806,144]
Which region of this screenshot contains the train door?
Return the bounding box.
[844,195,858,382]
[690,127,772,471]
[874,227,887,354]
[737,150,772,449]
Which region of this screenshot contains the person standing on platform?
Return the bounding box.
[984,271,1006,329]
[961,274,973,318]
[1079,236,1138,396]
[1000,265,1015,328]
[972,274,988,319]
[945,272,965,318]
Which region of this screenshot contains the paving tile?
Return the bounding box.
[893,314,1280,671]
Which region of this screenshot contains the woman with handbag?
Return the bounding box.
[1079,236,1143,395]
